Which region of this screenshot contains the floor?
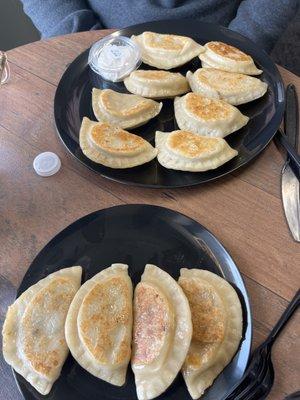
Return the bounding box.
[0,0,299,76]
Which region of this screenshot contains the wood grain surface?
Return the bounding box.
[0,30,299,400]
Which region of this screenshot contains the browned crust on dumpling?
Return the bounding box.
[133,70,172,80]
[194,68,248,90]
[167,130,220,158]
[179,277,225,343]
[132,282,171,365]
[207,42,251,61]
[21,278,75,377]
[100,90,153,117]
[144,32,188,51]
[185,93,232,120]
[91,124,146,153]
[78,276,131,366]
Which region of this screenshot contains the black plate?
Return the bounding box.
[15,204,252,400]
[54,19,285,188]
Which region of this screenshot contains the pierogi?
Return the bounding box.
[124,70,190,99]
[2,266,82,395]
[186,68,268,105]
[174,93,249,138]
[179,269,243,399]
[92,88,162,129]
[65,264,133,386]
[155,130,238,172]
[79,117,157,168]
[132,31,204,69]
[199,41,262,75]
[132,264,192,400]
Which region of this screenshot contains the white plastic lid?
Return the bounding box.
[33,152,61,177]
[88,35,141,82]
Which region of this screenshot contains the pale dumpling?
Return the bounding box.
[132,264,192,400]
[124,70,190,99]
[65,264,133,386]
[155,130,238,172]
[2,266,82,395]
[92,88,162,129]
[187,68,268,105]
[199,41,262,75]
[178,269,243,399]
[174,93,249,138]
[79,117,157,168]
[131,31,204,69]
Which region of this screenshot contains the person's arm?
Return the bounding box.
[229,0,299,52]
[20,0,102,38]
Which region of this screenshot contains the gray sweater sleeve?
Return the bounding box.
[229,0,299,52]
[20,0,102,38]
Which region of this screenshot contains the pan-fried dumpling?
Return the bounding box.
[199,41,262,75]
[65,264,132,386]
[174,93,249,138]
[155,130,237,172]
[2,266,82,395]
[131,31,204,69]
[124,70,190,99]
[92,88,162,129]
[79,117,157,168]
[132,264,192,400]
[186,68,268,105]
[178,269,243,399]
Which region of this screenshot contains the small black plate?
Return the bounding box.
[15,204,252,400]
[54,19,285,188]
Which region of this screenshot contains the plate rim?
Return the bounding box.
[54,19,285,188]
[14,203,253,400]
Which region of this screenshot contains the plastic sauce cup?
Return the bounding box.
[88,35,141,82]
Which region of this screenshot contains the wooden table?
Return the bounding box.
[0,30,299,400]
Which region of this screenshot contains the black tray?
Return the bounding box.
[15,204,252,400]
[54,19,285,188]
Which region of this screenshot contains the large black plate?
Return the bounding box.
[15,204,252,400]
[54,19,285,188]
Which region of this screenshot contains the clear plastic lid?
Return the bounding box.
[33,152,61,177]
[88,35,141,82]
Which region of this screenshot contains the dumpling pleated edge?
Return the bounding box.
[132,264,193,400]
[131,32,205,70]
[91,88,163,129]
[2,266,82,395]
[65,263,133,387]
[155,130,238,172]
[179,268,243,400]
[186,69,268,105]
[123,71,190,99]
[174,95,249,138]
[79,117,157,168]
[199,42,262,76]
